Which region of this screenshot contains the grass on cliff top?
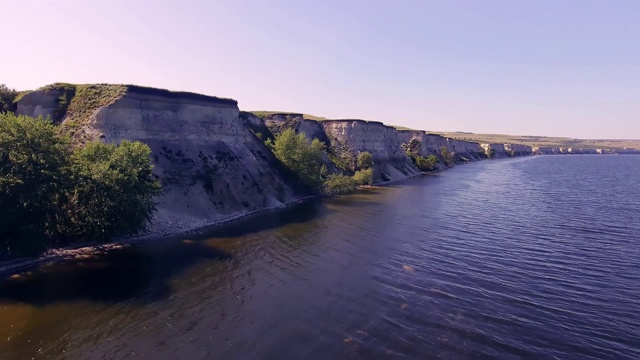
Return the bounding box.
[26,82,240,144]
[393,125,414,131]
[251,111,328,121]
[36,83,237,123]
[41,83,127,125]
[34,83,127,143]
[13,90,32,103]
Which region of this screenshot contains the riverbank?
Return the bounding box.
[0,194,321,277]
[0,156,503,277]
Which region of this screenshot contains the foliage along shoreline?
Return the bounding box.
[0,82,501,265]
[1,113,161,257]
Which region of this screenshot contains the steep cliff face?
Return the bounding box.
[504,144,533,156]
[257,114,420,182]
[481,143,533,158]
[257,113,340,173]
[17,85,301,235]
[259,113,331,145]
[16,88,66,120]
[482,143,509,158]
[320,120,420,183]
[397,130,486,162]
[15,82,539,238]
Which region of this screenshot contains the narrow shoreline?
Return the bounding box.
[0,194,321,277]
[0,155,522,277]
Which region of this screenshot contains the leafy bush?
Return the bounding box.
[267,128,326,190]
[0,84,18,113]
[0,114,70,255]
[0,113,161,256]
[35,83,127,142]
[357,151,373,170]
[353,168,373,185]
[415,155,439,171]
[328,152,352,172]
[323,174,356,195]
[61,141,162,241]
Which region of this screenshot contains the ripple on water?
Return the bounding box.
[1,156,639,359]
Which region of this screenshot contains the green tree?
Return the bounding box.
[0,114,71,255]
[353,168,373,185]
[0,84,18,113]
[0,113,162,255]
[415,155,439,171]
[323,174,356,195]
[356,151,373,170]
[440,146,456,165]
[62,140,162,241]
[268,128,326,190]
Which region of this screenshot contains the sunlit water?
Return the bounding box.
[1,155,639,359]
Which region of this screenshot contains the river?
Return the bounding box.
[1,155,639,359]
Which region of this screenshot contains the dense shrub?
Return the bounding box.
[415,155,439,171]
[61,141,162,241]
[356,151,373,170]
[0,84,18,113]
[0,114,70,255]
[0,113,161,256]
[353,168,374,185]
[267,128,326,190]
[323,174,356,195]
[328,152,352,172]
[266,128,372,195]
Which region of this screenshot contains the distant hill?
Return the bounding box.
[432,132,640,150]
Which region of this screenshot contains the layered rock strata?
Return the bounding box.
[17,85,301,235]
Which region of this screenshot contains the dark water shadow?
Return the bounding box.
[0,195,378,306]
[196,199,331,239]
[0,241,231,306]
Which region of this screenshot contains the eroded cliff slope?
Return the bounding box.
[17,84,302,235]
[321,120,420,183]
[256,113,421,183]
[15,83,537,238]
[397,130,487,163]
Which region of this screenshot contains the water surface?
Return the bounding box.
[1,155,639,359]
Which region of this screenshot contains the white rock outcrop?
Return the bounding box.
[17,87,302,235]
[320,120,420,183]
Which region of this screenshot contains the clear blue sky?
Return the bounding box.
[4,1,639,138]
